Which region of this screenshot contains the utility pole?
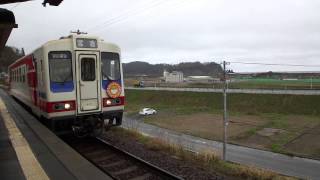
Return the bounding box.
[222,61,229,161]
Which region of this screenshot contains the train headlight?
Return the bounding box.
[64,103,71,110]
[103,99,113,107]
[106,99,112,106]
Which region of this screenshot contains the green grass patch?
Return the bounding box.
[125,90,320,116]
[271,144,282,153]
[131,77,320,90]
[239,127,260,139]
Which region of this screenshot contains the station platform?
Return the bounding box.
[0,107,25,179]
[0,89,112,180]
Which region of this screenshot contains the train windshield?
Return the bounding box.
[48,51,72,83]
[101,52,121,80]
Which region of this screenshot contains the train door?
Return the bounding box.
[75,51,101,114]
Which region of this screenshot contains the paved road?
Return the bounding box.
[126,87,320,95]
[122,116,320,179]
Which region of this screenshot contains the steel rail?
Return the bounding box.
[95,136,184,180]
[64,135,184,180]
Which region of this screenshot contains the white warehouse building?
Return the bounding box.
[163,70,184,83]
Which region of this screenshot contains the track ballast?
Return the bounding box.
[63,136,184,180]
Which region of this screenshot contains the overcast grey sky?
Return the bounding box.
[2,0,320,72]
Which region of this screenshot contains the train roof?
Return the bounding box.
[9,34,120,68]
[42,34,120,50]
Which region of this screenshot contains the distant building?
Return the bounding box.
[186,76,220,83]
[163,70,184,83]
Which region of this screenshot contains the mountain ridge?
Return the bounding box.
[123,61,223,77]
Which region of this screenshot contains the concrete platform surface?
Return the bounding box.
[0,109,25,180]
[0,89,112,180]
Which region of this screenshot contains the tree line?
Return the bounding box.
[123,61,223,77]
[0,46,23,72]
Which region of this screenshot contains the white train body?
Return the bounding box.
[9,34,124,133]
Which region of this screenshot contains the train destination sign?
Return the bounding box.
[76,38,98,48]
[49,52,71,59]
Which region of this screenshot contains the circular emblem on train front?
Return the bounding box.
[106,82,121,98]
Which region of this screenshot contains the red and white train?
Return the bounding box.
[9,33,124,136]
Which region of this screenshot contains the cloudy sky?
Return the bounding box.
[2,0,320,72]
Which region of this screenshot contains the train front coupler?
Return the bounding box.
[72,115,103,137]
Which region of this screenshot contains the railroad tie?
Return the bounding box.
[85,149,108,157]
[92,153,115,162]
[100,159,126,168]
[113,166,138,175]
[128,173,153,180]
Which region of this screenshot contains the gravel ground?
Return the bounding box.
[101,130,238,180]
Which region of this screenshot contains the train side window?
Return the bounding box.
[40,60,43,86]
[21,68,23,82]
[20,68,22,82]
[101,52,121,80]
[48,51,72,83]
[22,66,25,83]
[18,68,20,82]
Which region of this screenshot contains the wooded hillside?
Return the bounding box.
[123,61,223,77]
[0,46,23,72]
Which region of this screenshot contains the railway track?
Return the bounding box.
[63,136,184,180]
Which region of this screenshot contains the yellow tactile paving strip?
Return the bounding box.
[0,97,49,180]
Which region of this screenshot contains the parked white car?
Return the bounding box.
[139,108,157,115]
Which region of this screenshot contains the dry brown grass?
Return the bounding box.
[111,128,297,180]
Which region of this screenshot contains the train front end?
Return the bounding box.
[45,34,124,136]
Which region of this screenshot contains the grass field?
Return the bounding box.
[230,78,320,90]
[125,89,320,158]
[126,90,320,115]
[125,78,320,90]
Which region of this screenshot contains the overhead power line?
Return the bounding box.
[10,3,21,10]
[88,0,167,32]
[229,61,320,67]
[132,0,192,27]
[94,0,169,33]
[92,0,191,34]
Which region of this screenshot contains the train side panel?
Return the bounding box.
[9,54,36,109]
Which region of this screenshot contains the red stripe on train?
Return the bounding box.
[103,96,125,107]
[38,100,76,113]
